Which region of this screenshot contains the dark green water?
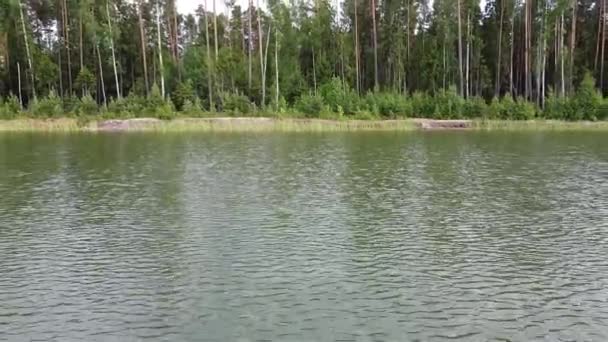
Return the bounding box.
[1,132,607,341]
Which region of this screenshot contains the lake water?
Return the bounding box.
[0,132,607,341]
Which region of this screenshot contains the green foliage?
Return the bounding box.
[171,81,195,111]
[29,90,63,117]
[0,95,21,119]
[433,86,465,119]
[319,77,358,114]
[75,93,98,116]
[182,97,205,117]
[75,67,96,94]
[295,93,325,117]
[572,72,602,121]
[363,92,412,118]
[221,92,253,115]
[463,96,488,119]
[543,89,572,120]
[411,92,436,118]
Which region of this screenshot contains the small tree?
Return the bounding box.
[573,72,602,121]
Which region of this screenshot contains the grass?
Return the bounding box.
[0,116,607,132]
[472,119,608,131]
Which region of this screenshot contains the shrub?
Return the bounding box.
[512,96,536,120]
[363,92,412,118]
[295,93,325,117]
[75,93,98,116]
[486,97,502,119]
[182,97,205,117]
[573,72,602,121]
[171,81,195,111]
[463,96,487,118]
[434,86,464,119]
[543,89,572,120]
[107,94,145,117]
[0,95,22,119]
[319,77,359,114]
[411,91,435,118]
[221,92,253,115]
[154,102,175,120]
[30,90,63,117]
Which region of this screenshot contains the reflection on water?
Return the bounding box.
[0,132,607,341]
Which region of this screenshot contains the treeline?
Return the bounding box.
[0,0,607,120]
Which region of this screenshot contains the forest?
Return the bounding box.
[0,0,607,121]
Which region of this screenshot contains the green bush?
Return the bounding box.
[411,91,435,118]
[107,94,145,117]
[433,86,464,119]
[543,89,572,120]
[75,93,98,116]
[573,72,602,121]
[295,93,325,117]
[171,81,195,111]
[512,96,536,120]
[154,102,175,120]
[29,90,63,117]
[463,96,487,118]
[182,97,205,117]
[363,92,412,118]
[319,77,358,114]
[0,95,22,119]
[221,92,253,115]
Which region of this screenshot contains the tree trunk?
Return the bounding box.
[569,0,577,94]
[18,0,35,100]
[354,0,360,94]
[138,0,149,96]
[561,14,566,97]
[156,2,165,97]
[371,0,379,90]
[466,11,471,98]
[257,0,265,104]
[595,0,603,73]
[63,0,72,93]
[96,43,107,107]
[509,1,515,95]
[495,0,504,97]
[203,4,214,110]
[601,0,606,92]
[106,1,121,98]
[248,0,253,90]
[275,26,279,106]
[457,0,464,96]
[17,62,23,109]
[213,0,219,60]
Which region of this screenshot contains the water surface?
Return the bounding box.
[1,132,607,341]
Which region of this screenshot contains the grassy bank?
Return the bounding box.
[1,117,607,132]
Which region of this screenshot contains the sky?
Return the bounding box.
[177,0,489,16]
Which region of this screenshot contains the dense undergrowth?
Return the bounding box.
[2,74,607,122]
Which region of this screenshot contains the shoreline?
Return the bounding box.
[0,117,607,132]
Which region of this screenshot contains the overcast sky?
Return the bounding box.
[177,0,488,16]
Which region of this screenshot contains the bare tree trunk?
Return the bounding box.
[63,0,72,93]
[213,0,219,60]
[96,43,107,107]
[18,0,35,100]
[601,0,607,92]
[354,0,360,94]
[569,0,577,94]
[17,62,23,109]
[263,22,272,103]
[275,26,279,106]
[257,0,265,104]
[509,1,515,95]
[561,13,566,97]
[248,0,253,90]
[371,0,379,90]
[457,0,464,96]
[466,11,471,98]
[106,1,121,98]
[203,4,214,110]
[156,2,165,97]
[312,46,317,94]
[495,0,504,97]
[595,0,603,73]
[524,0,531,100]
[138,0,149,96]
